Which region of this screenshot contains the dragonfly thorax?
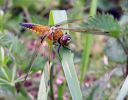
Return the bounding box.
[49,26,58,35]
[50,26,71,46]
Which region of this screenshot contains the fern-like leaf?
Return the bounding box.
[81,14,121,37]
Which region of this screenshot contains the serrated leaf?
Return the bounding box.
[104,38,127,63]
[81,14,121,37]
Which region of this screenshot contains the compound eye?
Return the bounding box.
[61,34,71,45]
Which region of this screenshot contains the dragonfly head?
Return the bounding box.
[60,33,71,46]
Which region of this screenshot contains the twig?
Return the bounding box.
[22,7,31,22]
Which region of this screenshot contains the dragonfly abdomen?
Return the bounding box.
[20,23,50,36]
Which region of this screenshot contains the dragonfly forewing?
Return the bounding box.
[24,32,50,82]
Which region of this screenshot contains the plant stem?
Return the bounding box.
[89,0,98,16]
[80,0,98,82]
[50,65,54,100]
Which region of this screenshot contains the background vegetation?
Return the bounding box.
[0,0,128,100]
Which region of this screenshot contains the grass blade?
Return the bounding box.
[116,75,128,100]
[37,72,47,100]
[61,48,83,100]
[80,0,98,82]
[50,10,83,100]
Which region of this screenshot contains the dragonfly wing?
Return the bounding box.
[60,28,109,36]
[54,19,83,27]
[24,33,48,82]
[54,16,89,27]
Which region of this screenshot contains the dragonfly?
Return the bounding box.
[20,18,108,82]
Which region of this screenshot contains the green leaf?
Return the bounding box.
[13,0,34,7]
[16,92,30,100]
[116,75,128,100]
[0,33,12,47]
[0,46,5,65]
[1,67,11,81]
[0,0,4,5]
[37,71,47,100]
[61,48,83,100]
[0,33,28,65]
[58,84,65,99]
[37,62,49,100]
[0,84,16,95]
[11,64,17,82]
[104,38,127,63]
[50,10,83,100]
[81,14,121,37]
[9,35,29,69]
[31,55,46,72]
[0,77,10,85]
[0,87,15,100]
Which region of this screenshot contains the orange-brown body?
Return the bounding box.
[28,25,64,42]
[21,23,71,46]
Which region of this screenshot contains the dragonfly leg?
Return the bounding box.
[53,41,59,46]
[63,46,72,52]
[40,35,47,43]
[57,45,62,61]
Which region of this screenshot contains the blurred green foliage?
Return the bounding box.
[0,0,128,100]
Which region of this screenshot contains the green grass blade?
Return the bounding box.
[11,64,16,82]
[50,10,83,100]
[37,72,47,100]
[1,67,10,81]
[37,62,50,100]
[80,0,98,82]
[80,36,93,81]
[116,75,128,100]
[61,49,83,100]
